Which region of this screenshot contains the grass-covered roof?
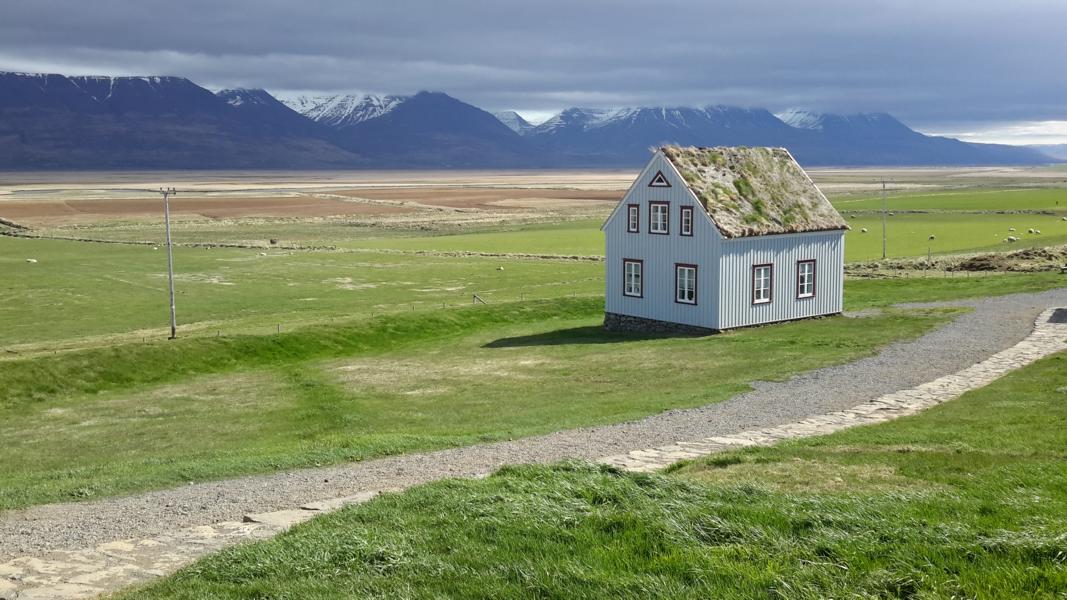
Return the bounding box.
[661,145,849,238]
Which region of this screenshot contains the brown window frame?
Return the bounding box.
[796,259,816,299]
[674,263,698,305]
[626,204,640,233]
[680,206,694,237]
[649,201,670,235]
[752,263,773,305]
[623,258,644,298]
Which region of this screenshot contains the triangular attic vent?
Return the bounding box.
[648,170,671,187]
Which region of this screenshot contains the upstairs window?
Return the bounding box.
[650,202,669,234]
[753,264,773,304]
[627,204,639,233]
[797,260,816,298]
[680,206,694,236]
[675,264,697,304]
[623,259,643,297]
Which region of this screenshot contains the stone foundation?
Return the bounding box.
[603,312,717,335]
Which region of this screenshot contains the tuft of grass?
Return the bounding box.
[124,352,1067,599]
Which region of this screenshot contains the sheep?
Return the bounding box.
[1007,236,1020,243]
[258,252,267,256]
[1009,227,1016,232]
[1035,229,1041,234]
[1028,228,1035,234]
[25,258,37,263]
[860,227,869,233]
[928,235,936,240]
[1062,217,1067,221]
[152,246,159,250]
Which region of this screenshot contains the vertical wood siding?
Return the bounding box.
[605,154,722,329]
[717,230,844,329]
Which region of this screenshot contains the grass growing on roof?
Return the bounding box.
[662,145,848,237]
[123,352,1067,599]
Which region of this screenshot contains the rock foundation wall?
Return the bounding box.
[603,312,717,335]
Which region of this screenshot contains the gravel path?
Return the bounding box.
[3,287,1065,561]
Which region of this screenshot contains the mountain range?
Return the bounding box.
[0,71,1055,169]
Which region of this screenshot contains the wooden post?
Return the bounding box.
[160,187,178,339]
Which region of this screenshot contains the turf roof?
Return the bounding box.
[661,145,849,238]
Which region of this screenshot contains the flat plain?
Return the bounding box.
[1,165,1066,512]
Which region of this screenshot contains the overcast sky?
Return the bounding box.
[1,0,1064,143]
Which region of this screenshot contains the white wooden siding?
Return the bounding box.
[604,153,723,329]
[717,230,844,329]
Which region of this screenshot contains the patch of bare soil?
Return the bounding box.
[0,195,414,226]
[329,187,622,210]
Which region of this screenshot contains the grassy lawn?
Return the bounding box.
[833,187,1067,213]
[5,233,1063,352]
[341,219,606,255]
[0,235,602,347]
[843,212,1067,261]
[0,298,954,510]
[844,271,1066,309]
[124,351,1067,599]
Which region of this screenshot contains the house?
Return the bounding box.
[603,145,849,333]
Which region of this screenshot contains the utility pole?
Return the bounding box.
[881,179,888,260]
[160,187,178,339]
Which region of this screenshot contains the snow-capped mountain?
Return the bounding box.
[281,94,409,128]
[778,109,916,136]
[216,88,334,138]
[492,110,534,135]
[0,72,362,168]
[329,91,537,167]
[776,109,824,130]
[0,71,1054,168]
[527,105,801,164]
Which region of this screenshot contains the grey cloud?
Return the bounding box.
[0,0,1064,129]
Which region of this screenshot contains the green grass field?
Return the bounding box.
[833,187,1067,213]
[0,235,602,347]
[340,218,606,255]
[123,351,1067,599]
[7,232,1063,352]
[0,297,957,510]
[844,212,1067,261]
[4,180,1067,516]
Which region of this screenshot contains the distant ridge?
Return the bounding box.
[0,71,1055,169]
[1028,144,1067,160]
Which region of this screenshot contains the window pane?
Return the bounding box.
[754,266,771,302]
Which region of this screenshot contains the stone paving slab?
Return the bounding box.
[0,490,390,599]
[600,308,1067,472]
[2,308,1064,600]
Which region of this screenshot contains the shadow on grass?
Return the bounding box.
[483,326,711,348]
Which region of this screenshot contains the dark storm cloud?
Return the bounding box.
[0,0,1064,129]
